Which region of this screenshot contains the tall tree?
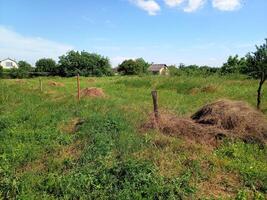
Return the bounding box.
[117,58,149,75]
[246,39,267,109]
[221,55,247,74]
[35,58,57,75]
[58,50,112,77]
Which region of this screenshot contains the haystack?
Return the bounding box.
[142,100,267,147]
[192,100,267,142]
[48,81,65,87]
[81,87,105,98]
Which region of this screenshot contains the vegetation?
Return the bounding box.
[0,65,3,78]
[246,39,267,109]
[221,55,247,74]
[0,75,266,199]
[57,50,113,77]
[9,61,33,79]
[117,58,149,75]
[35,58,57,75]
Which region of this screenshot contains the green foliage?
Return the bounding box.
[0,65,3,78]
[169,64,219,77]
[0,76,266,199]
[221,55,247,74]
[246,39,267,80]
[216,142,267,192]
[35,58,57,75]
[58,50,113,77]
[9,61,33,79]
[246,39,267,108]
[118,58,149,75]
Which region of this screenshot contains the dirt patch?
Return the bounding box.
[141,100,267,147]
[48,81,65,87]
[17,140,83,175]
[81,87,105,98]
[196,171,241,199]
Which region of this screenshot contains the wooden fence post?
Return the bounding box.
[39,78,43,92]
[151,90,159,122]
[77,74,80,101]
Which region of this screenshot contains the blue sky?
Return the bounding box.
[0,0,266,67]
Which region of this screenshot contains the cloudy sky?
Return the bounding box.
[0,0,266,67]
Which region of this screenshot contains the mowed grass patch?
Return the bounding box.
[0,75,266,199]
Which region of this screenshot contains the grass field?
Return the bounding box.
[0,75,266,199]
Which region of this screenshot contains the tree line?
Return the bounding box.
[0,39,266,108]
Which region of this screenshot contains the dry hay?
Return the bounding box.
[200,85,218,93]
[189,85,218,95]
[14,79,26,83]
[142,100,267,147]
[81,87,105,98]
[192,99,267,144]
[87,78,96,83]
[48,81,65,87]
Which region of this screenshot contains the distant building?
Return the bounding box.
[0,58,18,69]
[148,64,169,75]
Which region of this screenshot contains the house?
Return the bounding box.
[0,58,18,69]
[148,64,169,75]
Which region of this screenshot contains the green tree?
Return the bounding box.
[221,55,247,74]
[58,50,112,77]
[0,65,3,78]
[9,61,33,78]
[135,58,150,74]
[246,39,267,109]
[117,59,141,75]
[35,58,57,75]
[117,58,149,75]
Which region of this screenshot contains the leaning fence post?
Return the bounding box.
[39,78,43,92]
[151,90,159,122]
[77,73,80,101]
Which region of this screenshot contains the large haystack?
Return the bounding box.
[192,100,267,143]
[142,100,267,147]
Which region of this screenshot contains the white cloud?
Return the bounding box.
[164,0,184,7]
[130,0,161,15]
[110,56,136,67]
[0,26,73,64]
[212,0,241,11]
[184,0,205,12]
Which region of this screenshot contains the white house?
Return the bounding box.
[0,58,18,69]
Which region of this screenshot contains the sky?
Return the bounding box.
[0,0,266,67]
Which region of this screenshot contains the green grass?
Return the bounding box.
[0,75,266,199]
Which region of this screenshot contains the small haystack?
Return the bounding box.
[48,81,65,87]
[81,87,105,98]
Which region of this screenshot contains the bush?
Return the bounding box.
[8,61,33,79]
[58,51,113,77]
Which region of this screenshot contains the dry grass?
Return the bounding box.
[81,87,105,98]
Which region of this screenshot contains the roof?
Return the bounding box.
[148,64,167,72]
[0,58,18,63]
